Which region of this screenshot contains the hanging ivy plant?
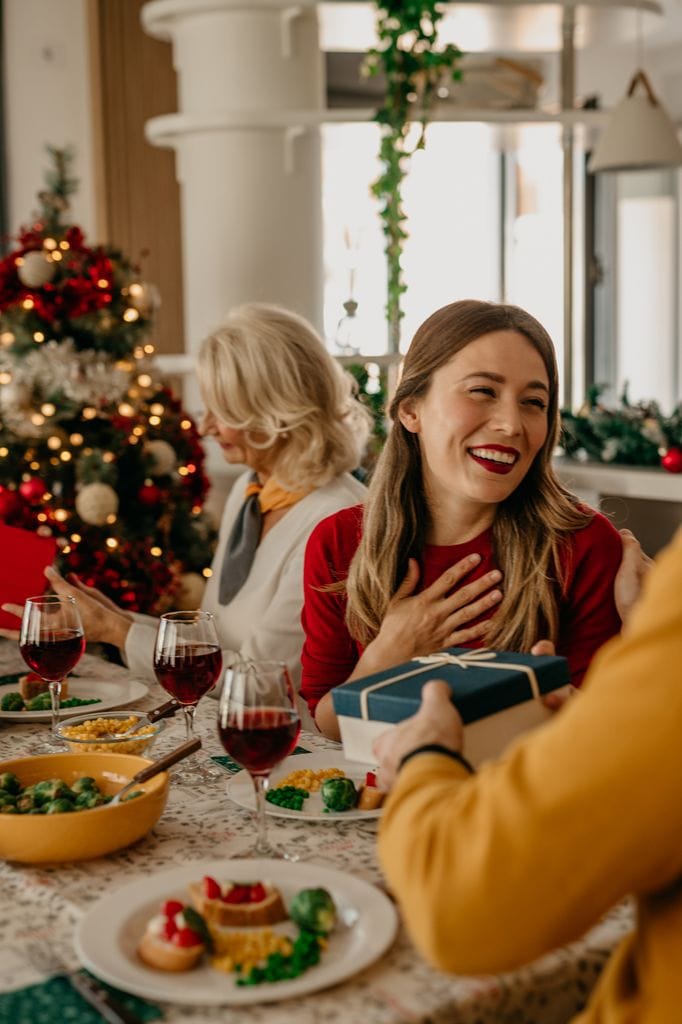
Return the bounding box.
[364,1,463,351]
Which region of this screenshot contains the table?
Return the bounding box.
[0,642,633,1024]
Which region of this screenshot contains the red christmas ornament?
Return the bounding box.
[138,482,163,506]
[661,447,682,474]
[18,477,46,504]
[0,486,22,520]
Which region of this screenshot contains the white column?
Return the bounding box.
[141,0,324,415]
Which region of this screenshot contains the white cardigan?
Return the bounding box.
[124,470,366,730]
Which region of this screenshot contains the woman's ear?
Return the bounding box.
[397,397,421,434]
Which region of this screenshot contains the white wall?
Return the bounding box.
[2,0,95,236]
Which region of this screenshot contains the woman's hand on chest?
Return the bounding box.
[366,554,504,668]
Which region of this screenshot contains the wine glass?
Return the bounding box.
[217,658,301,859]
[153,610,223,783]
[19,595,85,751]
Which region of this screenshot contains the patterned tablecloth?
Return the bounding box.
[0,640,633,1024]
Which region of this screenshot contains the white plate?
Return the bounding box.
[75,857,398,1006]
[227,751,383,822]
[0,676,148,722]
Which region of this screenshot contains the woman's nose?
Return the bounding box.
[490,400,522,436]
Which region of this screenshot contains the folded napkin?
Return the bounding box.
[0,672,23,687]
[0,972,162,1024]
[210,745,310,775]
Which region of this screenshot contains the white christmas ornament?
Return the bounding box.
[176,572,206,611]
[75,482,119,526]
[144,439,177,476]
[17,250,56,288]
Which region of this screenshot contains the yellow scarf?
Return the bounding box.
[244,477,311,514]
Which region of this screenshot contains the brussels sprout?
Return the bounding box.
[33,779,72,805]
[0,793,17,810]
[320,777,357,812]
[74,791,105,809]
[45,798,75,814]
[28,806,47,814]
[27,692,52,712]
[121,790,144,803]
[1,804,18,814]
[0,692,25,712]
[70,777,99,795]
[0,771,21,795]
[16,793,37,813]
[288,888,337,934]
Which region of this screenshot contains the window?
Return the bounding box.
[591,168,680,410]
[322,122,501,354]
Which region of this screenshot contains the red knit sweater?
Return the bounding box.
[300,505,623,716]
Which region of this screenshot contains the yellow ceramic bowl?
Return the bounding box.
[0,752,169,864]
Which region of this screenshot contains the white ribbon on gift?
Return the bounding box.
[358,648,541,720]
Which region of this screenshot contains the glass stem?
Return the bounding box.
[183,704,196,743]
[49,679,63,736]
[251,774,271,855]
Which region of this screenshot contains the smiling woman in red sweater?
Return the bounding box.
[300,300,622,739]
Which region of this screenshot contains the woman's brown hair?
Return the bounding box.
[345,299,591,651]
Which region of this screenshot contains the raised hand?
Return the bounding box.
[616,529,653,625]
[364,553,502,669]
[62,571,134,620]
[42,565,132,649]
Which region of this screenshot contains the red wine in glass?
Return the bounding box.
[20,629,85,682]
[154,643,222,705]
[19,595,85,751]
[154,611,222,783]
[218,659,301,859]
[218,707,300,776]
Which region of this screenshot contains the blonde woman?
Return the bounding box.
[35,303,370,728]
[301,300,623,739]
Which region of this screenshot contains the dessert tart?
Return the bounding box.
[188,876,288,928]
[137,900,206,972]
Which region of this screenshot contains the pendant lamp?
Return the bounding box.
[588,69,682,173]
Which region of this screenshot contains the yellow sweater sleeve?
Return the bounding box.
[378,527,682,975]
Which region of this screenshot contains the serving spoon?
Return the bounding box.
[102,698,181,739]
[109,736,201,805]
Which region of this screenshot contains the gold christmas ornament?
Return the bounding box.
[75,481,119,526]
[17,249,57,288]
[127,281,161,319]
[144,439,177,476]
[176,571,207,611]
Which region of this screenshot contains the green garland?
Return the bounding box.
[365,1,462,351]
[560,386,682,467]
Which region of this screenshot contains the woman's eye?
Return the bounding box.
[469,387,495,398]
[524,398,547,410]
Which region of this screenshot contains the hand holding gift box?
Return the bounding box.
[331,646,570,767]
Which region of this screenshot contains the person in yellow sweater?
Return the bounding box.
[375,527,681,1024]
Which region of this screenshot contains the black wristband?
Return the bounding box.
[398,744,475,775]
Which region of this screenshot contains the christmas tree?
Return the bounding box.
[0,148,217,613]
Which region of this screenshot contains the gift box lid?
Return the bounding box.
[331,647,570,725]
[0,523,57,631]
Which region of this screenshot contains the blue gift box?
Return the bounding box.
[332,647,570,766]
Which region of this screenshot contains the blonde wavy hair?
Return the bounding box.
[196,303,371,490]
[346,299,592,651]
